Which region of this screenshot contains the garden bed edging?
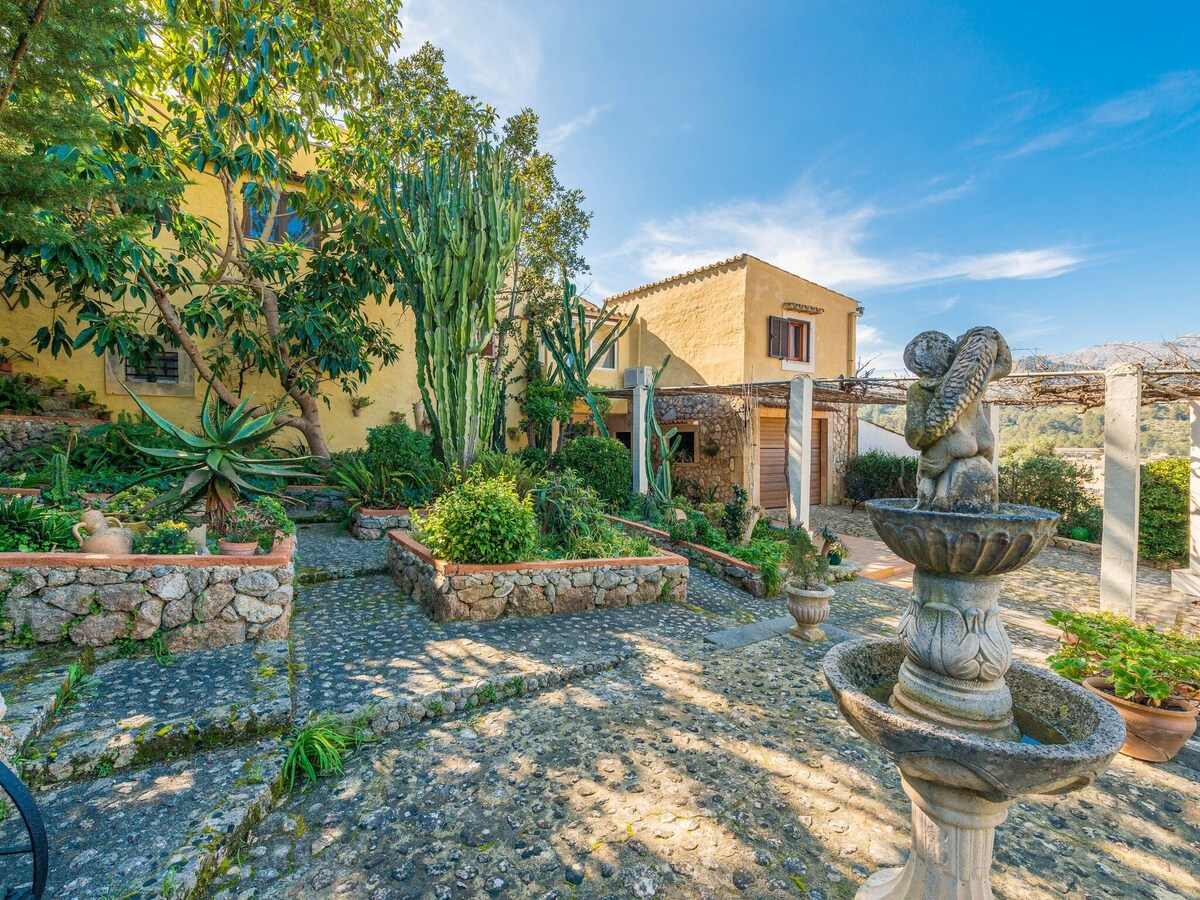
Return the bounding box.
[387,531,689,622]
[607,515,767,597]
[0,537,295,653]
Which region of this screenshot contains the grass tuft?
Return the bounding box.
[282,715,372,788]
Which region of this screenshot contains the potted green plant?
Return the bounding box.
[132,520,197,554]
[71,384,97,411]
[783,528,833,641]
[106,486,163,536]
[1047,610,1200,762]
[218,496,295,556]
[350,395,374,417]
[46,377,69,399]
[0,337,33,374]
[818,526,850,566]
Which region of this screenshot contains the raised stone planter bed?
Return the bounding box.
[608,515,768,597]
[0,537,295,653]
[387,531,689,622]
[350,506,420,539]
[284,484,350,521]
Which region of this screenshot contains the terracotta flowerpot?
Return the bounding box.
[0,361,12,374]
[218,538,259,557]
[1083,676,1198,762]
[785,582,834,642]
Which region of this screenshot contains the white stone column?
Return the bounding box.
[859,776,1011,900]
[1100,363,1142,618]
[985,403,1001,472]
[625,366,652,495]
[787,375,814,528]
[1171,401,1200,597]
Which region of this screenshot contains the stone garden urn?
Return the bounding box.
[786,581,833,642]
[820,327,1126,899]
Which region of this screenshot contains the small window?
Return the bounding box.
[125,352,180,384]
[244,194,320,248]
[673,429,696,463]
[590,327,618,370]
[768,316,812,363]
[481,334,497,359]
[615,430,632,450]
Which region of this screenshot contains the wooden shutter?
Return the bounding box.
[768,316,788,358]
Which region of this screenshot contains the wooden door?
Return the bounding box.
[758,416,788,508]
[757,414,825,509]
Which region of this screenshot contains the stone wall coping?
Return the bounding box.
[388,530,686,574]
[0,413,104,425]
[607,515,761,574]
[0,535,295,569]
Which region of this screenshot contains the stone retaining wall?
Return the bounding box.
[0,414,102,468]
[0,538,295,653]
[608,516,768,597]
[285,485,350,521]
[350,508,417,540]
[387,531,689,622]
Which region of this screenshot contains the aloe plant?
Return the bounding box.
[123,386,316,532]
[377,143,523,471]
[540,281,636,439]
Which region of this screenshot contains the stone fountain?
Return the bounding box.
[822,326,1127,899]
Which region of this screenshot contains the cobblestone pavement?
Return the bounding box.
[295,523,391,581]
[7,518,1200,900]
[292,573,790,723]
[206,633,1200,900]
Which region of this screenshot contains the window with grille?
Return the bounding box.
[124,352,180,384]
[768,316,813,363]
[244,194,320,248]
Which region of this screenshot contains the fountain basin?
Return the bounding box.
[866,500,1059,576]
[823,639,1125,802]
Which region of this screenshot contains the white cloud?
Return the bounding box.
[610,182,1086,292]
[1006,70,1200,158]
[855,323,908,377]
[399,0,541,113]
[545,104,612,150]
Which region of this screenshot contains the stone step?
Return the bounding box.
[0,647,75,758]
[21,642,292,786]
[1,738,285,900]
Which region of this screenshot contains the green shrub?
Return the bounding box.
[554,436,632,507]
[221,496,296,548]
[531,470,651,559]
[133,521,195,555]
[845,451,918,504]
[106,486,162,523]
[417,475,538,564]
[998,453,1100,537]
[783,527,830,591]
[0,376,42,414]
[474,450,544,499]
[722,484,750,543]
[363,422,435,476]
[0,496,78,552]
[1139,458,1188,563]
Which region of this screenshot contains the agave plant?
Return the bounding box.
[123,386,316,532]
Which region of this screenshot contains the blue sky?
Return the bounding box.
[401,1,1200,373]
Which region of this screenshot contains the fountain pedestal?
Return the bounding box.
[860,776,1009,900]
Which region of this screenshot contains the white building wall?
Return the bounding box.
[857,418,917,457]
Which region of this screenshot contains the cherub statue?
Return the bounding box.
[903,326,1012,512]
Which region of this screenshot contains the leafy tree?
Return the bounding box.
[0,0,142,248]
[0,0,410,457]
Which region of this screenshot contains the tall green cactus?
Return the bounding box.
[378,144,523,471]
[540,281,636,439]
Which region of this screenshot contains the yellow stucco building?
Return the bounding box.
[4,212,861,506]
